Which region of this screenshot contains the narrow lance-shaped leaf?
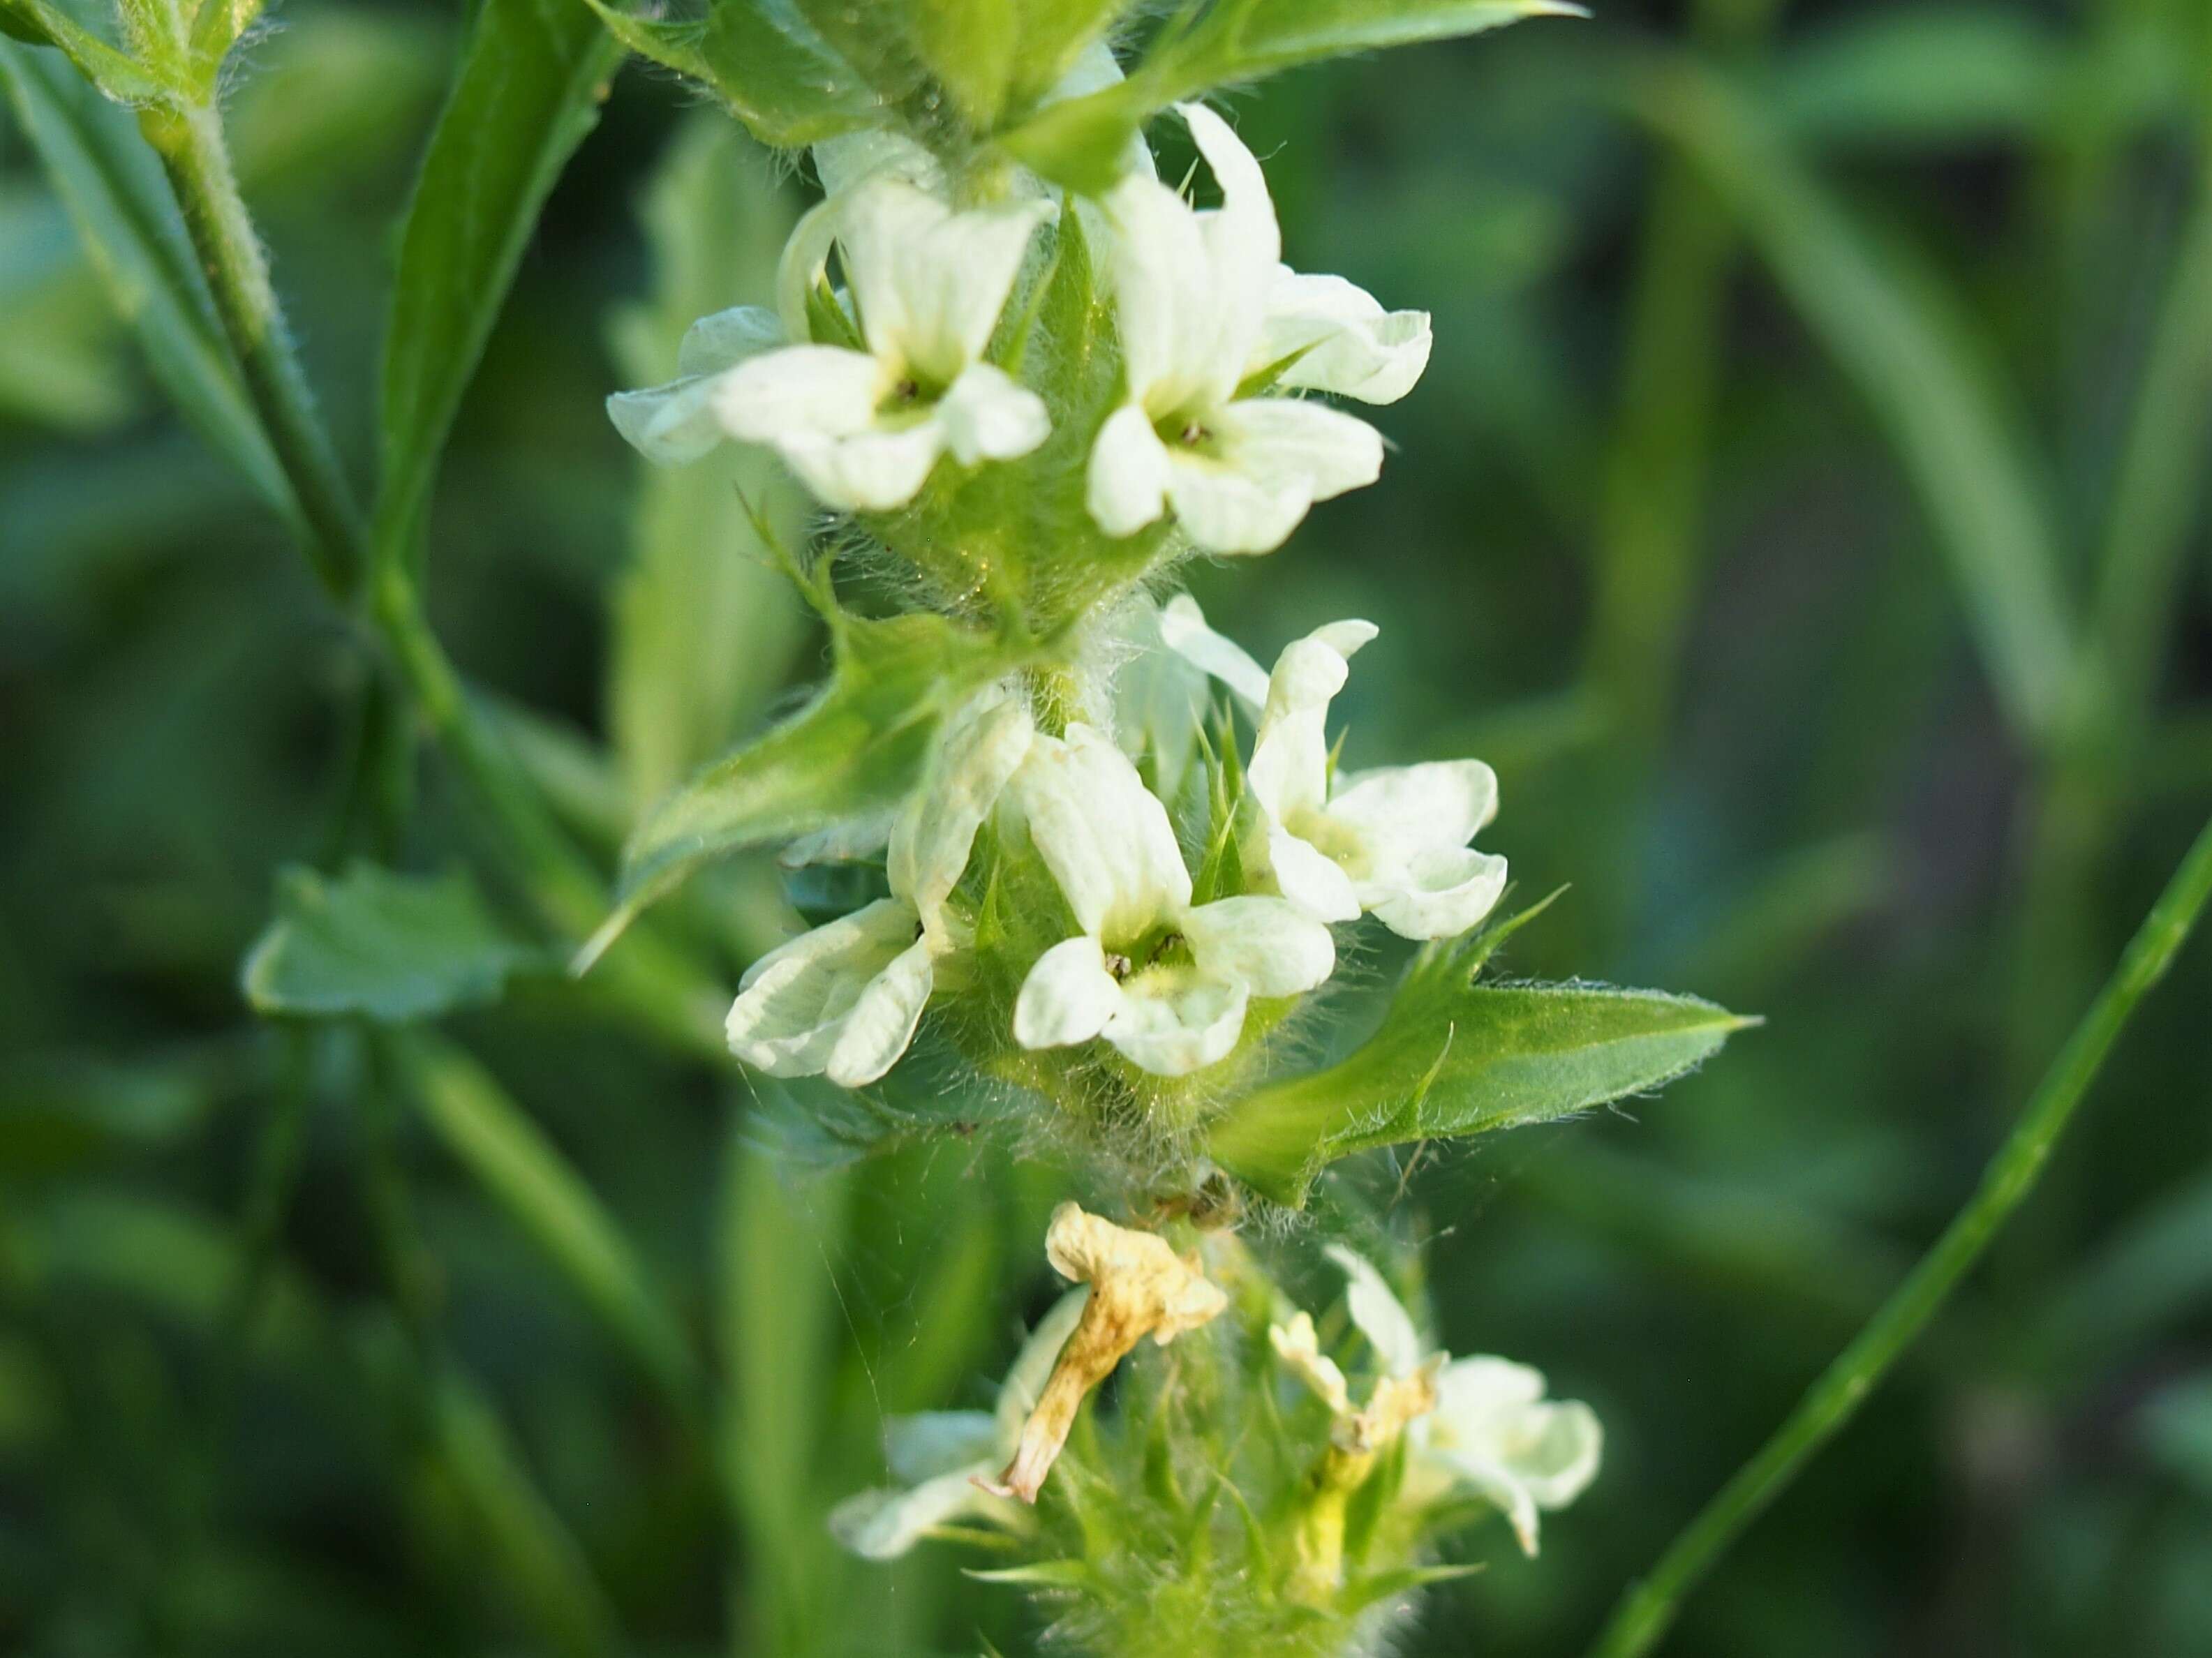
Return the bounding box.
[591,609,1026,957]
[242,862,540,1024]
[1002,0,1580,192]
[376,0,622,562]
[1206,904,1753,1207]
[579,0,881,147]
[1,40,290,516]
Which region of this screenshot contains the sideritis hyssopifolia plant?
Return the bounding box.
[1,0,1746,1650]
[578,14,1747,1652]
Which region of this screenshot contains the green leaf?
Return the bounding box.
[0,0,175,103]
[375,0,621,562]
[242,862,538,1023]
[0,41,289,512]
[606,610,1024,920]
[583,0,879,147]
[1002,0,1578,191]
[607,116,809,810]
[1206,909,1751,1207]
[904,0,1015,127]
[402,1036,699,1411]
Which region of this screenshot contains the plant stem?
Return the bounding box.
[138,98,366,600]
[144,86,726,1059]
[1584,807,2212,1658]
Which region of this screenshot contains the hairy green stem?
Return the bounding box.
[138,98,365,599]
[1585,808,2212,1658]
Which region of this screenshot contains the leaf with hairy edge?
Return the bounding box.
[242,863,539,1022]
[0,0,174,102]
[0,43,289,514]
[1205,905,1752,1207]
[580,0,879,147]
[376,0,621,561]
[1002,0,1580,192]
[597,611,1021,948]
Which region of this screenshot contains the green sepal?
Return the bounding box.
[242,862,540,1023]
[1337,1560,1483,1615]
[1205,897,1755,1206]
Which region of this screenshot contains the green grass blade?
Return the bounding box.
[1635,57,2077,744]
[401,1033,700,1415]
[1585,808,2212,1658]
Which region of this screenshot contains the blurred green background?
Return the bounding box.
[6,1,2212,1653]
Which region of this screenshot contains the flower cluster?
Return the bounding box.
[610,88,1428,553]
[722,596,1507,1086]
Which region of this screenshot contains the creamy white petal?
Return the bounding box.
[1325,1245,1427,1380]
[713,343,884,442]
[1215,396,1386,505]
[1157,594,1270,712]
[1436,1451,1546,1557]
[1179,895,1335,998]
[1247,636,1351,823]
[1270,1312,1353,1415]
[1433,1354,1547,1421]
[1012,725,1190,941]
[884,1410,1001,1484]
[1180,104,1279,387]
[1360,846,1508,941]
[1101,965,1247,1075]
[678,304,785,376]
[823,938,935,1086]
[777,420,947,512]
[775,194,845,341]
[840,179,1050,383]
[1263,823,1362,923]
[1161,449,1314,555]
[1100,172,1227,410]
[936,362,1051,465]
[1012,934,1122,1050]
[1328,759,1499,859]
[1111,599,1211,800]
[1086,402,1174,537]
[726,899,916,1075]
[1259,268,1432,405]
[607,375,728,465]
[886,688,1034,937]
[994,1290,1091,1438]
[827,1465,1006,1560]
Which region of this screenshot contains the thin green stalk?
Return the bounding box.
[132,83,722,1059]
[1585,808,2212,1658]
[136,98,364,599]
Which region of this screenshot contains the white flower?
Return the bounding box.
[725,689,1033,1086]
[609,174,1052,511]
[1322,1246,1602,1556]
[1008,724,1334,1076]
[1163,596,1507,939]
[1084,105,1414,555]
[828,1290,1088,1558]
